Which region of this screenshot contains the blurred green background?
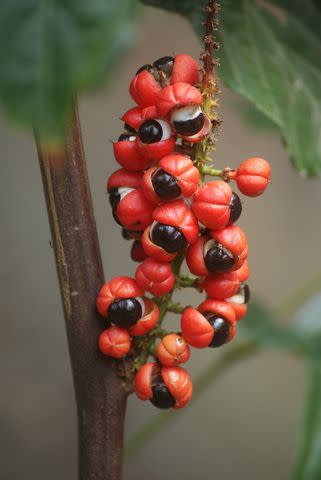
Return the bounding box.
[1,4,321,480]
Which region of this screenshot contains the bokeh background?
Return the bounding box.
[1,7,321,480]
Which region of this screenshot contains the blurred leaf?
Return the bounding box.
[293,357,321,480]
[0,0,137,144]
[294,292,321,341]
[142,0,321,176]
[239,301,307,352]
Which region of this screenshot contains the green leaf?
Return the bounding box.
[293,357,321,480]
[142,0,321,176]
[0,0,137,144]
[294,292,321,342]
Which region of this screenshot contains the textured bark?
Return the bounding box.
[36,105,127,480]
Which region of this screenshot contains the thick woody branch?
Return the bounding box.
[35,104,127,480]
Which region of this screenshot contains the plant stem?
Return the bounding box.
[35,103,127,480]
[125,340,257,459]
[200,165,223,176]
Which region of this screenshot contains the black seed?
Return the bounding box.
[242,284,250,304]
[203,312,231,348]
[109,188,121,210]
[118,133,132,142]
[153,56,174,76]
[108,298,142,328]
[124,123,137,134]
[121,228,131,240]
[229,192,242,224]
[173,112,205,136]
[138,120,163,144]
[136,64,153,75]
[150,382,175,409]
[151,223,187,253]
[204,244,235,272]
[152,169,181,200]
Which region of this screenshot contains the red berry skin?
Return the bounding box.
[113,138,153,171]
[141,226,177,262]
[192,181,233,230]
[107,168,142,191]
[210,224,248,271]
[135,258,175,296]
[134,362,193,409]
[171,54,200,85]
[236,157,271,197]
[201,271,240,300]
[156,82,202,118]
[115,189,154,232]
[235,259,250,282]
[96,276,144,318]
[129,69,162,108]
[136,135,176,161]
[161,366,192,409]
[186,235,209,277]
[129,298,159,336]
[121,105,157,132]
[142,153,200,204]
[226,301,247,322]
[156,333,190,367]
[153,199,199,245]
[131,240,148,262]
[199,298,236,341]
[98,326,131,358]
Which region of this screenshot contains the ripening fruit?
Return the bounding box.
[235,259,250,283]
[192,181,242,230]
[134,362,193,409]
[181,300,236,349]
[135,258,175,296]
[156,82,203,118]
[226,283,250,321]
[156,333,190,366]
[98,326,131,358]
[201,271,240,300]
[234,157,271,197]
[129,298,159,336]
[131,240,148,262]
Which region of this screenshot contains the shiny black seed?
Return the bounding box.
[118,133,132,142]
[173,112,204,136]
[124,123,137,134]
[204,244,235,272]
[109,188,121,210]
[242,284,250,304]
[229,192,242,224]
[203,312,231,348]
[108,298,142,328]
[150,382,175,409]
[138,120,163,144]
[136,64,153,75]
[152,169,181,200]
[151,223,187,253]
[153,56,174,76]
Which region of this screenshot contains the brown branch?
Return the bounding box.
[201,1,221,89]
[35,104,127,480]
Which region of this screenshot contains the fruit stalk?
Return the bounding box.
[35,103,127,480]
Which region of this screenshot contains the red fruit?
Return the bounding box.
[113,137,153,171]
[201,271,240,300]
[129,69,162,108]
[153,199,199,245]
[186,235,209,277]
[192,181,239,230]
[156,82,202,118]
[141,226,177,263]
[131,240,148,262]
[96,276,143,318]
[170,54,200,85]
[142,153,200,203]
[135,258,175,296]
[112,188,154,232]
[121,106,157,132]
[210,225,248,271]
[134,362,192,409]
[107,168,142,191]
[180,112,212,143]
[136,135,176,162]
[181,302,236,349]
[235,259,250,282]
[129,298,159,336]
[226,283,250,322]
[235,157,271,197]
[156,333,190,367]
[98,326,131,358]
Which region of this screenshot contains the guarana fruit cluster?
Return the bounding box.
[96,54,271,410]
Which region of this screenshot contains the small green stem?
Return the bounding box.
[200,165,223,177]
[177,275,199,288]
[167,302,187,314]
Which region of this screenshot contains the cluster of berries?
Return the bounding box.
[96,54,271,410]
